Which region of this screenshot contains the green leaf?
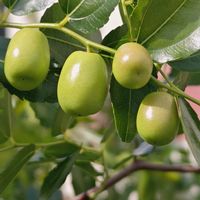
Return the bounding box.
[51,107,76,136]
[188,72,200,85]
[31,102,76,136]
[0,144,35,193]
[0,37,9,83]
[132,0,200,63]
[2,69,58,103]
[169,51,200,72]
[110,76,156,143]
[78,148,101,162]
[102,25,129,50]
[75,161,101,177]
[41,3,102,65]
[2,0,55,16]
[178,98,200,165]
[59,0,119,34]
[30,102,58,128]
[0,84,11,143]
[72,165,95,195]
[44,141,80,158]
[40,153,78,199]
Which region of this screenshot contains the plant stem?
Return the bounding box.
[151,76,200,106]
[155,63,174,87]
[0,144,15,152]
[0,22,116,54]
[76,160,200,200]
[120,0,133,41]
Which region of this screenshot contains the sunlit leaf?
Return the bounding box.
[132,0,200,63]
[2,0,55,15]
[58,0,119,34]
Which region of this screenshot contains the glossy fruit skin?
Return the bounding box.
[57,51,108,116]
[112,42,153,89]
[4,28,50,91]
[136,91,179,146]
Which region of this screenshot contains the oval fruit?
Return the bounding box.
[112,42,153,89]
[57,51,108,116]
[4,28,50,91]
[136,91,179,146]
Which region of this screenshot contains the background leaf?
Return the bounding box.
[0,37,9,83]
[30,102,58,128]
[131,0,200,63]
[0,84,11,143]
[0,144,35,193]
[178,98,200,165]
[58,0,119,34]
[110,76,156,142]
[40,152,78,199]
[30,102,75,136]
[2,0,55,16]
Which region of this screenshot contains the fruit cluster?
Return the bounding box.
[4,28,180,146]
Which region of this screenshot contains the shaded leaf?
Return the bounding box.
[0,84,11,143]
[0,37,9,83]
[51,107,76,136]
[101,25,128,54]
[188,72,200,85]
[178,98,200,165]
[72,165,95,195]
[172,71,190,90]
[78,148,101,162]
[131,0,200,63]
[0,144,35,193]
[169,51,200,72]
[40,152,78,199]
[2,0,55,16]
[41,3,102,65]
[75,160,102,177]
[0,60,58,103]
[110,76,156,142]
[44,141,80,158]
[59,0,119,34]
[30,102,58,128]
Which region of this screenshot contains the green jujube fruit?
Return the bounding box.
[112,42,153,89]
[4,28,50,91]
[57,51,108,116]
[136,91,179,146]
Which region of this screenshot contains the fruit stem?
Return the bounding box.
[0,22,116,55]
[151,76,200,106]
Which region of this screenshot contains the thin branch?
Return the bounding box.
[75,160,200,200]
